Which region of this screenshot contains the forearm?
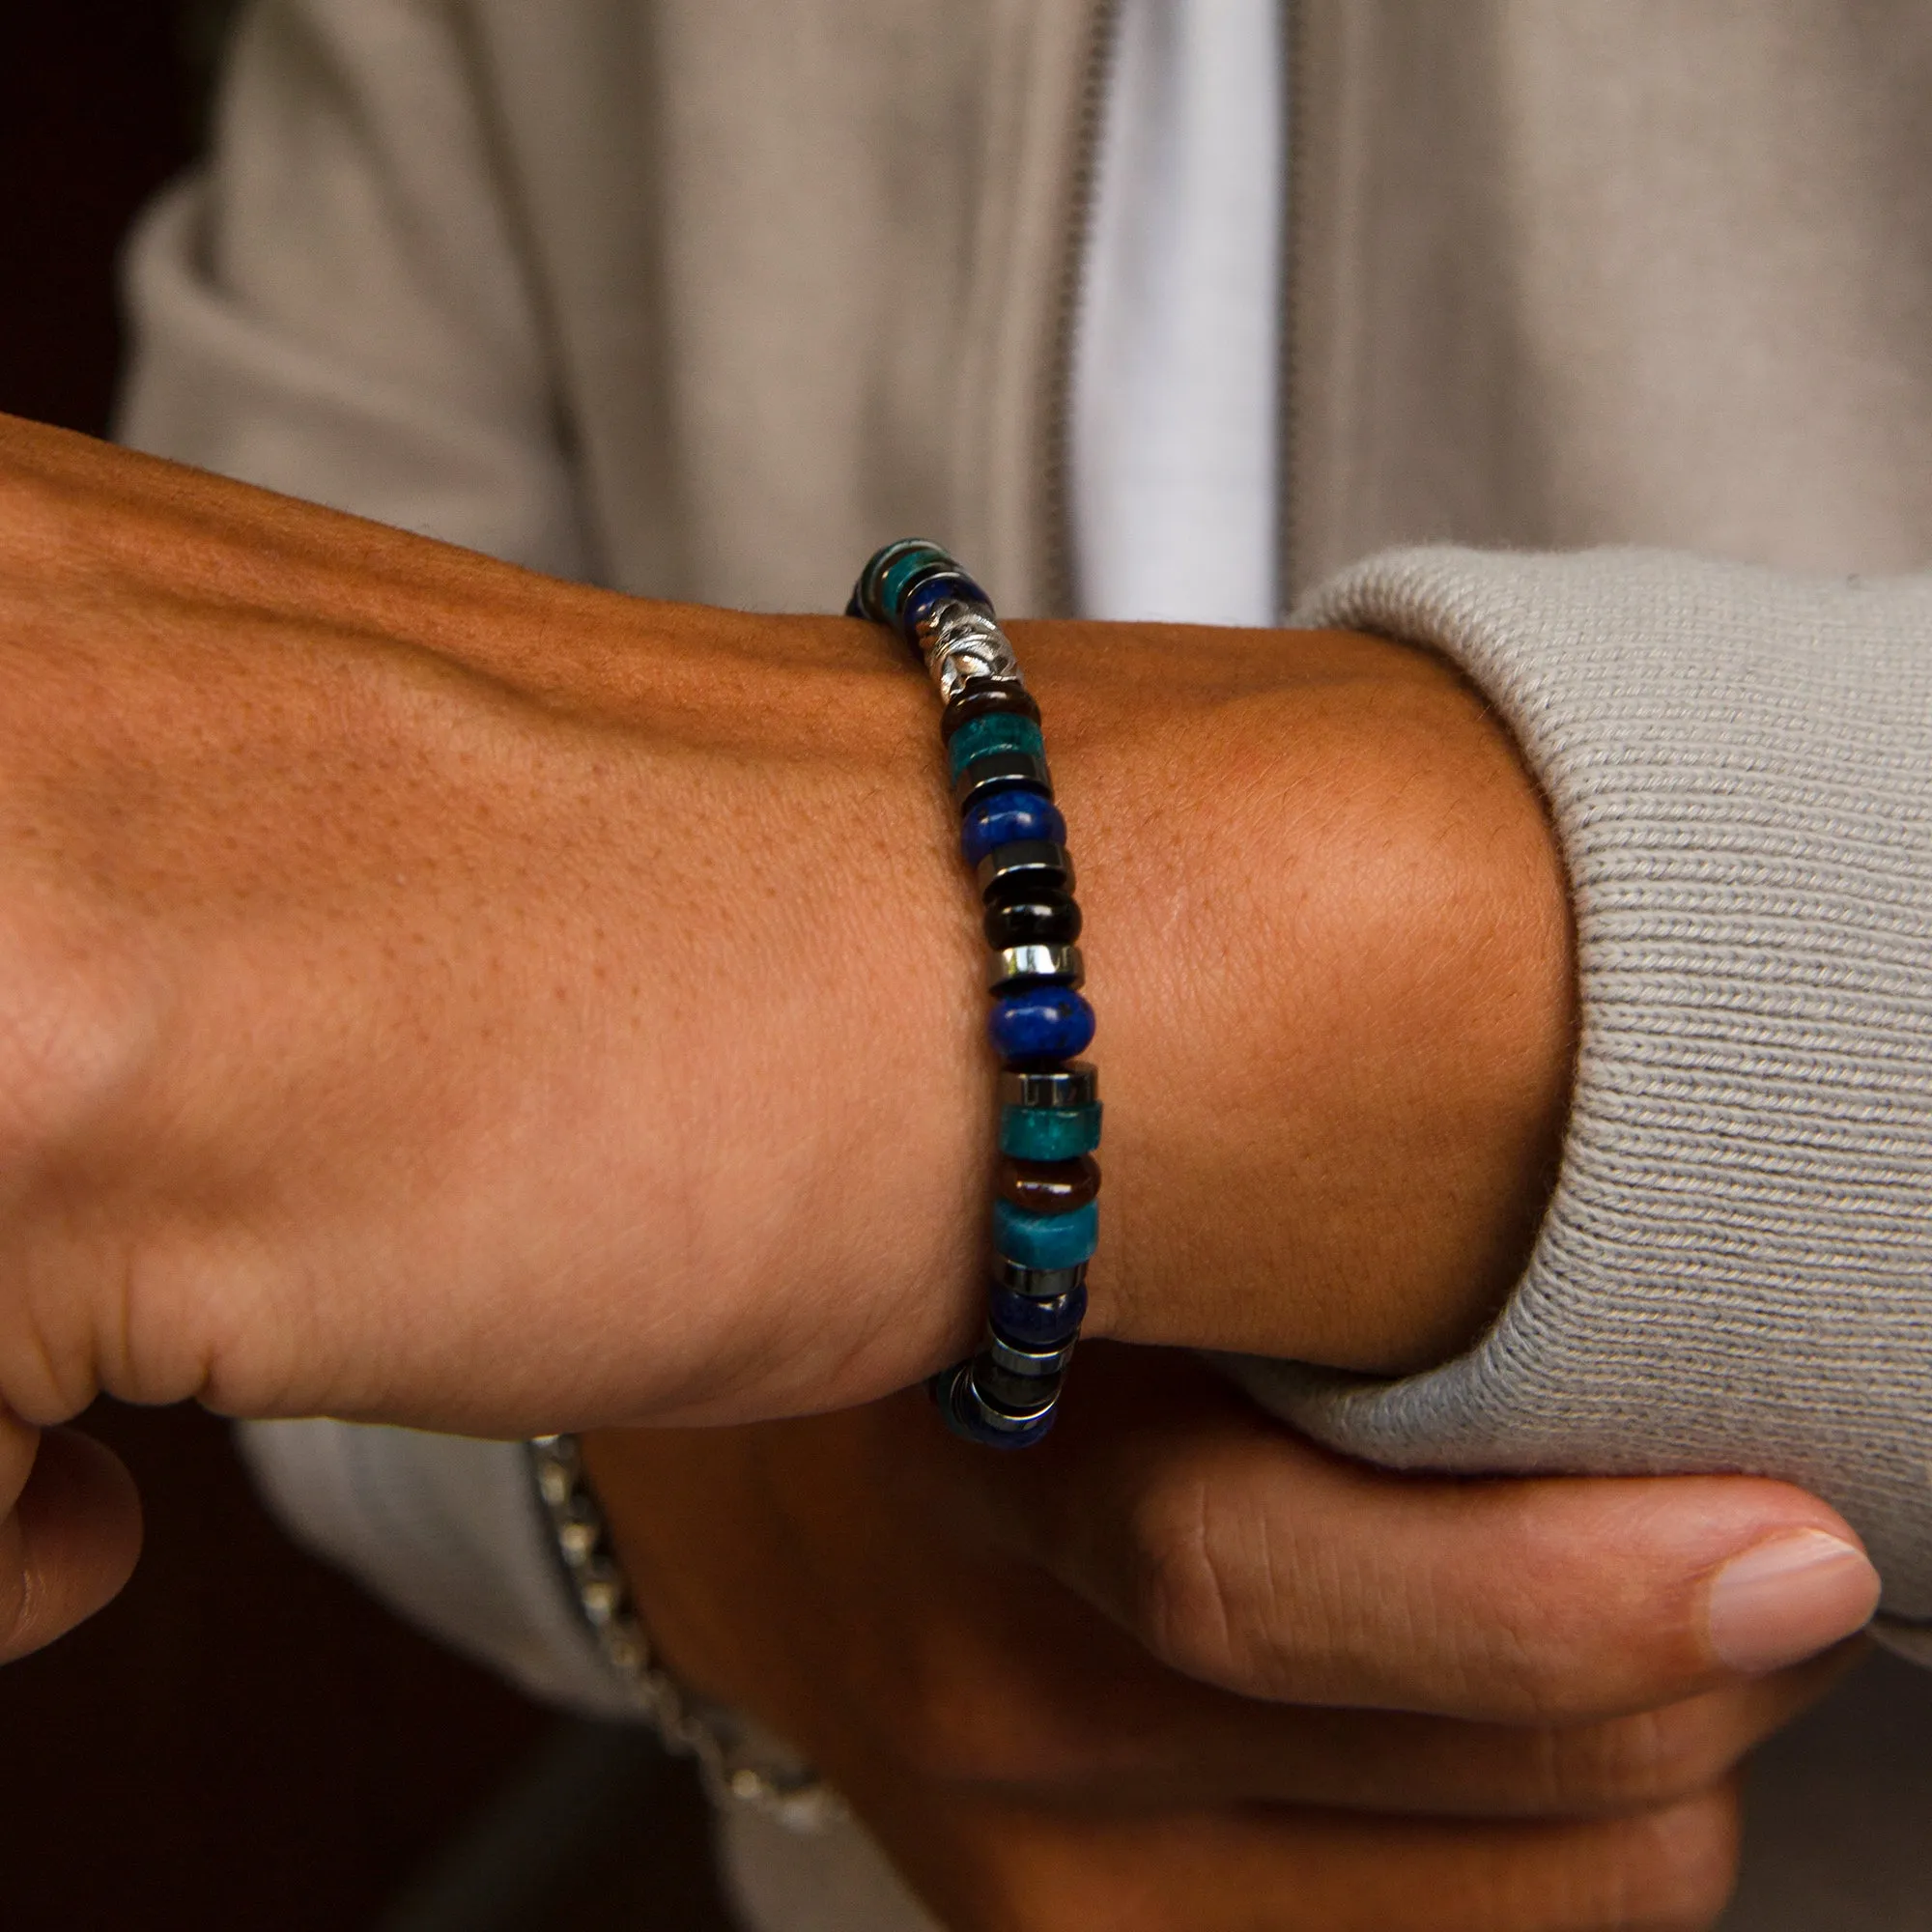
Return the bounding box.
[0,414,986,1431]
[0,414,1569,1435]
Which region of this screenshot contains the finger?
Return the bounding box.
[1058,1649,1849,1819]
[863,1779,1743,1932]
[969,1347,1878,1722]
[0,1407,36,1507]
[0,1423,143,1662]
[846,1511,1848,1818]
[1204,1649,1851,1820]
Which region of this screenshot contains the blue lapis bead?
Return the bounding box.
[902,570,991,639]
[948,712,1045,779]
[988,984,1094,1063]
[999,1102,1102,1161]
[990,1280,1088,1346]
[962,792,1066,867]
[993,1198,1099,1269]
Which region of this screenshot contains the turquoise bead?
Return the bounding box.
[879,544,952,624]
[856,538,938,622]
[994,1198,1098,1269]
[999,1103,1102,1161]
[948,712,1045,779]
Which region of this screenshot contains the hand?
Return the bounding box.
[0,412,1565,1441]
[0,1413,140,1664]
[583,1350,1878,1932]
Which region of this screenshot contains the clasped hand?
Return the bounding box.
[588,1352,1869,1932]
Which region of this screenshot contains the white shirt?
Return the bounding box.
[1072,0,1283,625]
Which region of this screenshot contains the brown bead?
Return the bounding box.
[998,1155,1100,1216]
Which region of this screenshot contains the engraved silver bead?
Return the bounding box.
[920,604,1024,699]
[987,944,1085,992]
[918,599,1007,657]
[909,590,994,650]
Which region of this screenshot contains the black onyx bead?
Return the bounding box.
[983,892,1082,949]
[941,682,1042,743]
[972,1357,1065,1416]
[998,1154,1100,1215]
[979,839,1073,902]
[953,750,1053,810]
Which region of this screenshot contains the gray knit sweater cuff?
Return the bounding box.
[1230,547,1932,1620]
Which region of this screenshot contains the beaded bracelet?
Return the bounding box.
[850,540,1099,1448]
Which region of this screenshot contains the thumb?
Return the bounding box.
[1,1416,144,1663]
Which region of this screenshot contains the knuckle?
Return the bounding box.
[0,914,147,1150]
[1538,1701,1739,1814]
[1119,1463,1252,1688]
[1591,1788,1742,1931]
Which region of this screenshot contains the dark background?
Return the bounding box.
[0,8,725,1926]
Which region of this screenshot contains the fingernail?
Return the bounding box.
[1707,1529,1880,1674]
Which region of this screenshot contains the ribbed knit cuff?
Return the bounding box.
[1231,547,1932,1618]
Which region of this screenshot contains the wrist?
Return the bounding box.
[564,610,1574,1402]
[1014,620,1575,1375]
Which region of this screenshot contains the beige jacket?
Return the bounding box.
[128,2,1932,612]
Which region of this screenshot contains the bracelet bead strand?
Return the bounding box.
[851,539,1101,1448]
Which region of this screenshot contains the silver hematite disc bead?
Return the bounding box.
[986,944,1085,992]
[935,1359,1059,1449]
[984,1327,1078,1378]
[998,1063,1099,1109]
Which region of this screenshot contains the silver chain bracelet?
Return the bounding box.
[527,1435,847,1833]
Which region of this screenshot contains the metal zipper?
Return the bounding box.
[1278,0,1304,611]
[1039,0,1122,617]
